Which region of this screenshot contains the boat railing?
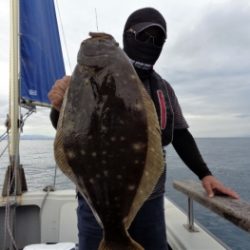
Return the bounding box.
[173,180,250,233]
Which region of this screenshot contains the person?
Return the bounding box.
[48,7,239,250]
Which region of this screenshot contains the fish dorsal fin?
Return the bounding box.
[124,80,164,228]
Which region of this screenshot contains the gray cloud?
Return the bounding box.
[155,1,250,137]
[1,0,249,137]
[234,113,250,119]
[162,0,250,74]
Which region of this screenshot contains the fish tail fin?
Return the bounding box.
[98,237,144,250]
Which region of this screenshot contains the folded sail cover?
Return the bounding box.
[20,0,65,106]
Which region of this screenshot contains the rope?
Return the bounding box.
[19,108,35,133]
[0,131,9,162]
[1,114,10,142]
[95,8,99,31]
[1,86,39,250]
[0,131,8,142]
[40,189,50,219]
[1,109,32,249]
[0,118,9,170]
[3,163,19,250]
[53,164,58,188]
[0,142,8,158]
[39,164,58,217]
[22,108,34,123]
[1,14,38,247]
[55,0,72,73]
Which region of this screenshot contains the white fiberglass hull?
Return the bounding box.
[0,189,227,250]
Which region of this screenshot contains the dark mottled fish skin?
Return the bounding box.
[54,33,164,250]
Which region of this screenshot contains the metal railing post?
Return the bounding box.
[184,196,199,232]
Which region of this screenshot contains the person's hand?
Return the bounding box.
[202,175,239,199]
[48,75,71,111]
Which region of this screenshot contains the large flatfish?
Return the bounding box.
[54,32,164,250]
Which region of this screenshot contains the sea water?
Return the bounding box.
[0,137,249,250]
[166,138,250,250]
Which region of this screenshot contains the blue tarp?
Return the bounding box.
[20,0,65,106]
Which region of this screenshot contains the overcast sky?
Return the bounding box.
[0,0,249,137]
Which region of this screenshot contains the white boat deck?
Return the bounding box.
[1,189,229,249]
[165,198,227,250]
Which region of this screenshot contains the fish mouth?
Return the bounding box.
[88,32,114,40]
[76,32,120,65]
[78,39,118,61]
[79,32,119,57]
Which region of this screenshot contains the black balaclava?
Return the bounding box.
[123,7,167,71]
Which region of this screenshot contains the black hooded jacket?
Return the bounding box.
[122,7,212,181]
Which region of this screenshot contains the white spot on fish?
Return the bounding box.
[150,147,155,152]
[104,170,109,177]
[145,171,149,176]
[114,196,120,201]
[92,152,97,157]
[101,125,107,131]
[123,217,128,225]
[89,178,95,184]
[102,160,107,164]
[134,160,139,164]
[111,137,116,142]
[117,175,122,179]
[80,150,86,155]
[130,74,136,79]
[120,136,125,141]
[132,142,145,151]
[83,79,90,85]
[128,185,136,191]
[96,174,101,178]
[67,150,75,159]
[135,103,142,110]
[102,151,107,155]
